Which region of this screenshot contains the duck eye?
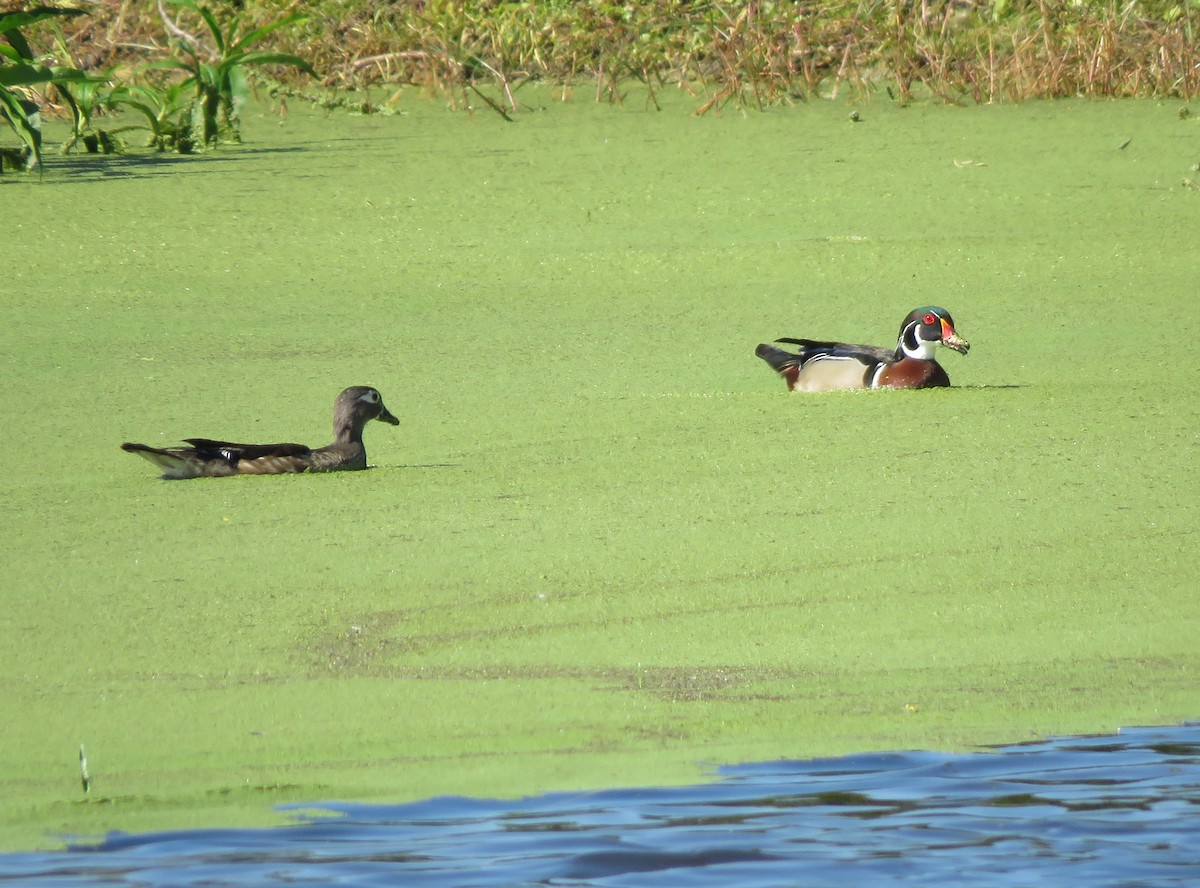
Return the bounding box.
[361,390,379,403]
[923,313,936,325]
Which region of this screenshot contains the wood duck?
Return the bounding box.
[756,306,970,392]
[121,386,399,479]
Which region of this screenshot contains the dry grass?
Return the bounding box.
[27,0,1200,115]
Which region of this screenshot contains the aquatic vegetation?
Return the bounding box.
[104,81,197,152]
[1,1,316,167]
[57,66,126,154]
[150,0,316,147]
[3,93,1198,849]
[0,6,90,170]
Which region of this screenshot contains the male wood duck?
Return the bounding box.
[121,386,399,479]
[756,306,970,392]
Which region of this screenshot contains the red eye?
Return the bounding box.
[923,313,936,325]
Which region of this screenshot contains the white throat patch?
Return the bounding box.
[900,324,941,361]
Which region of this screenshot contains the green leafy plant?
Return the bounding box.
[152,0,316,147]
[106,81,198,152]
[1,6,89,170]
[56,66,124,154]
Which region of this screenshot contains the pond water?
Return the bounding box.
[3,724,1198,886]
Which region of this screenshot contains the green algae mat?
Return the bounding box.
[3,88,1198,850]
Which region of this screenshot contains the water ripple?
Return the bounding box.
[3,724,1198,886]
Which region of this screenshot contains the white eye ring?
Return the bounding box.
[361,390,380,404]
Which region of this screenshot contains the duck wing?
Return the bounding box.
[182,439,313,461]
[774,338,896,364]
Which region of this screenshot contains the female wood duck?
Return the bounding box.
[121,386,399,479]
[756,306,970,392]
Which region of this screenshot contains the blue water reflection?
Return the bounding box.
[4,724,1198,886]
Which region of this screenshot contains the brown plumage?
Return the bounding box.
[121,386,399,479]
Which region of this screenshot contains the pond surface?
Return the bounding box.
[4,724,1197,886]
[6,95,1200,846]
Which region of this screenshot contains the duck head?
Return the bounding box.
[897,306,970,361]
[335,386,400,442]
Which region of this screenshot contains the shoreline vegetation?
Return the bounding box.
[27,1,1200,116]
[7,1,1199,167]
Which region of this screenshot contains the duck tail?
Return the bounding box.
[120,442,203,480]
[755,343,805,390]
[755,342,801,373]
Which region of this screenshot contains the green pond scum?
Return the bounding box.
[2,87,1198,850]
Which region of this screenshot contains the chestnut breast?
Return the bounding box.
[872,358,951,389]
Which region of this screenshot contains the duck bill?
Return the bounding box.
[940,319,971,355]
[377,406,401,426]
